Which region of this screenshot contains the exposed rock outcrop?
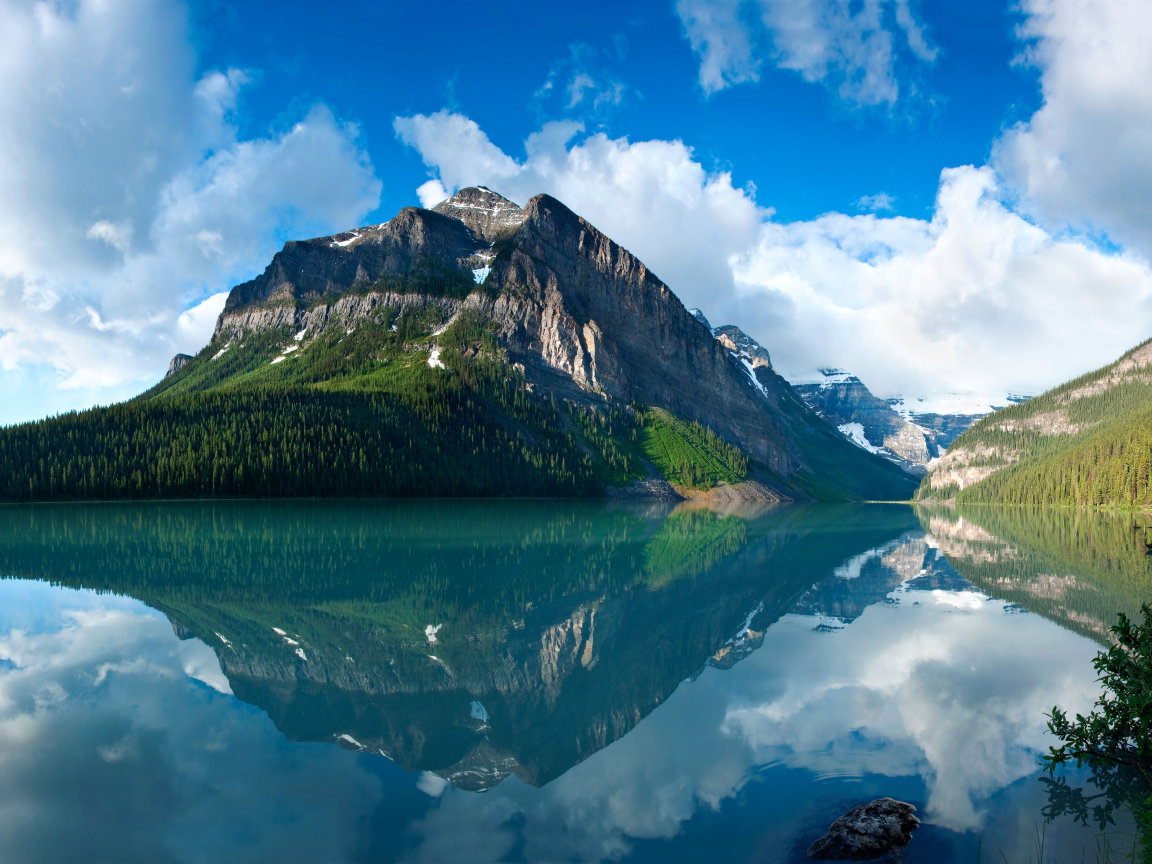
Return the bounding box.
[164,354,191,377]
[164,354,193,379]
[807,798,920,860]
[713,325,772,370]
[1067,339,1152,401]
[928,443,1020,491]
[431,185,527,241]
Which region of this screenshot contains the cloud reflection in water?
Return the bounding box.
[400,535,1104,862]
[0,580,384,864]
[0,525,1117,862]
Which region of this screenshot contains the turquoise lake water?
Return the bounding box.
[0,501,1142,862]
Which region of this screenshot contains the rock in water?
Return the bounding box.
[806,798,919,860]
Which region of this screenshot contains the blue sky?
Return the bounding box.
[194,0,1038,225]
[2,0,1151,423]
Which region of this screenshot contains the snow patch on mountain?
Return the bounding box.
[838,422,883,454]
[688,308,711,330]
[738,355,768,397]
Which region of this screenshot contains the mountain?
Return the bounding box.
[920,337,1152,505]
[0,187,916,503]
[789,369,983,476]
[792,369,935,475]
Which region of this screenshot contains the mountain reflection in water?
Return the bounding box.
[919,505,1152,645]
[0,501,1136,862]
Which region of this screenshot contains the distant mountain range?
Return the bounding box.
[0,187,915,503]
[919,337,1152,506]
[791,369,985,476]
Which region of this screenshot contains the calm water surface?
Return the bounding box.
[0,501,1146,862]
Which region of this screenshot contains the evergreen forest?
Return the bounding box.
[0,309,761,502]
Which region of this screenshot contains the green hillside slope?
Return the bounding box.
[919,337,1152,506]
[0,321,731,501]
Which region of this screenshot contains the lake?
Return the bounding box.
[0,500,1145,862]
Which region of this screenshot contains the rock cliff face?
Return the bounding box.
[206,187,913,498]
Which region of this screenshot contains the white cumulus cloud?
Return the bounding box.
[0,0,381,423]
[676,0,937,105]
[733,165,1152,405]
[994,0,1152,259]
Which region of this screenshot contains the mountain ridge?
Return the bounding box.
[0,187,916,503]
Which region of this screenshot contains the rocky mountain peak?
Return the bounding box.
[686,311,772,369]
[793,369,934,473]
[432,186,526,241]
[713,325,772,369]
[688,308,711,329]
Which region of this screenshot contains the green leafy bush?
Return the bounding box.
[1043,604,1152,857]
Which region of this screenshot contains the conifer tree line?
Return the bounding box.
[0,357,600,501]
[957,404,1152,507]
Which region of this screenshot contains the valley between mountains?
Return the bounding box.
[0,187,916,503]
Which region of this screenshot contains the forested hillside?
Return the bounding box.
[919,338,1152,506]
[0,319,747,501]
